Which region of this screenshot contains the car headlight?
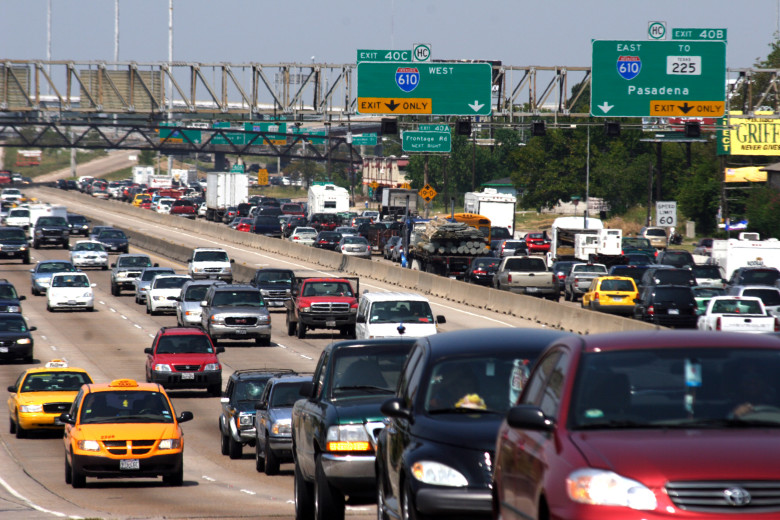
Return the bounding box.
[300,306,311,313]
[260,289,270,296]
[566,469,657,511]
[38,277,51,285]
[6,305,20,313]
[82,292,92,298]
[185,310,201,317]
[238,413,254,427]
[411,461,468,487]
[271,419,291,436]
[203,363,220,371]
[78,440,101,451]
[258,316,270,324]
[16,338,31,344]
[225,267,232,273]
[193,267,204,273]
[210,315,225,324]
[325,424,371,452]
[20,404,43,413]
[152,296,165,301]
[154,364,172,372]
[158,438,181,450]
[19,246,27,251]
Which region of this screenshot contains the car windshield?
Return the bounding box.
[369,300,434,324]
[156,334,214,354]
[74,242,105,252]
[743,289,780,307]
[184,285,211,301]
[194,251,229,262]
[331,348,411,397]
[0,229,26,240]
[51,275,89,288]
[569,348,780,430]
[79,391,173,424]
[270,382,306,407]
[37,262,75,273]
[0,285,18,299]
[742,270,780,285]
[425,355,536,414]
[255,271,292,284]
[21,372,91,392]
[38,217,68,226]
[211,290,265,307]
[302,282,353,297]
[692,265,723,279]
[154,277,190,289]
[118,256,152,267]
[0,317,27,332]
[234,380,267,401]
[99,230,125,239]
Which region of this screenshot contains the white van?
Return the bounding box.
[355,292,445,339]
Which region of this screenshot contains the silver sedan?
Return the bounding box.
[337,235,371,259]
[30,260,77,296]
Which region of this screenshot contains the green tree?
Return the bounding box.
[138,149,156,166]
[745,185,780,238]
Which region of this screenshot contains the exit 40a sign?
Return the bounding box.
[591,40,726,118]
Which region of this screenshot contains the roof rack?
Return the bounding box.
[232,368,297,377]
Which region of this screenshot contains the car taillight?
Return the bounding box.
[716,317,722,331]
[293,236,299,240]
[574,277,579,284]
[775,317,780,332]
[473,269,485,275]
[647,305,654,316]
[594,293,599,301]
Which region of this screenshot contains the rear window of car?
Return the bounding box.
[692,265,723,279]
[504,257,547,272]
[653,270,695,285]
[743,288,780,307]
[644,228,666,237]
[741,270,780,285]
[599,279,635,292]
[661,252,694,267]
[653,286,694,301]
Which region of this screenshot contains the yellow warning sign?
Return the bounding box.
[400,182,411,189]
[649,100,725,117]
[257,169,269,186]
[419,184,437,202]
[358,97,433,114]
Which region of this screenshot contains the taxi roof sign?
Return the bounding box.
[109,379,139,388]
[45,359,69,368]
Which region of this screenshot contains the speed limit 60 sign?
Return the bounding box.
[656,201,677,227]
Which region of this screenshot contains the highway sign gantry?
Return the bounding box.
[402,131,451,153]
[419,184,437,202]
[357,62,492,116]
[591,40,726,118]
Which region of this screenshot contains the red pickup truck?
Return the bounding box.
[285,276,359,339]
[169,199,197,219]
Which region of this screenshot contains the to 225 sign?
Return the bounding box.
[656,201,677,227]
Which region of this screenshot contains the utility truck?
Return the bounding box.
[205,171,249,222]
[548,216,604,267]
[380,188,418,219]
[573,228,623,265]
[463,188,517,237]
[711,236,780,281]
[307,183,349,218]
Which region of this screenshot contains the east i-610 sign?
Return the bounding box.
[591,40,726,118]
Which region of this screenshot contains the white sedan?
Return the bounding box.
[69,240,109,270]
[289,227,318,246]
[146,274,192,315]
[47,272,95,312]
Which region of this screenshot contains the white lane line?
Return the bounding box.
[134,324,142,329]
[0,474,75,518]
[110,308,117,313]
[98,301,105,305]
[121,315,128,320]
[276,344,288,349]
[300,354,312,360]
[148,334,155,338]
[50,345,57,351]
[40,335,47,340]
[240,489,256,495]
[202,475,215,482]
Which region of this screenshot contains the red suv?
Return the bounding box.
[524,231,550,253]
[144,327,224,396]
[493,331,780,520]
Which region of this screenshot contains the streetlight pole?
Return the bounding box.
[584,125,590,228]
[167,0,174,177]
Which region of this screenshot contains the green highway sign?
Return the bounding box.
[591,40,726,118]
[244,122,287,145]
[672,28,727,41]
[350,133,377,146]
[357,62,492,116]
[419,124,450,132]
[291,127,328,145]
[402,130,451,153]
[357,49,413,63]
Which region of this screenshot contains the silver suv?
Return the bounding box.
[201,284,271,346]
[188,247,233,283]
[110,254,156,296]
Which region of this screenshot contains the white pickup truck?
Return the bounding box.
[697,296,778,333]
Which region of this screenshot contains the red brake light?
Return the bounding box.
[648,305,655,316]
[716,317,722,331]
[508,274,513,283]
[594,293,600,301]
[775,318,780,332]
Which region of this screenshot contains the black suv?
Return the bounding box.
[0,313,36,363]
[66,214,91,237]
[638,266,697,291]
[0,227,30,264]
[32,216,70,249]
[655,249,695,269]
[0,280,25,313]
[250,268,294,309]
[218,368,296,459]
[727,267,780,288]
[633,285,698,328]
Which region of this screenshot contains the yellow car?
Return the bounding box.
[131,194,151,207]
[61,378,193,488]
[581,275,638,315]
[7,359,93,438]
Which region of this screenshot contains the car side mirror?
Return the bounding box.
[436,315,446,324]
[58,412,75,425]
[144,348,153,354]
[29,326,37,332]
[177,411,194,423]
[230,259,235,263]
[506,405,554,431]
[90,283,96,288]
[110,263,116,268]
[220,397,229,404]
[381,398,412,421]
[200,301,208,307]
[29,269,34,273]
[356,315,366,323]
[153,263,159,267]
[168,296,180,301]
[299,381,314,398]
[7,385,16,392]
[216,346,225,354]
[18,295,25,301]
[254,402,267,411]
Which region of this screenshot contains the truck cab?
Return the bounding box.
[285,277,359,338]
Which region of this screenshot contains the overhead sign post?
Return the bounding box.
[402,131,451,153]
[357,62,492,116]
[591,40,727,118]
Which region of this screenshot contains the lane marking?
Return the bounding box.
[50,345,57,351]
[0,474,76,518]
[110,308,117,313]
[300,354,312,360]
[240,489,256,495]
[148,334,155,339]
[133,324,142,329]
[121,315,128,320]
[202,475,215,482]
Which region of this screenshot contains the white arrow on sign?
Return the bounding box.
[468,100,485,112]
[598,102,614,113]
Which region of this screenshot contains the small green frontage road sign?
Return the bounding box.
[418,124,450,132]
[350,133,377,146]
[672,28,727,41]
[402,130,451,153]
[357,62,492,116]
[230,164,245,173]
[591,40,726,118]
[357,49,412,63]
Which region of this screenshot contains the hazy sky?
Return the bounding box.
[1,1,777,68]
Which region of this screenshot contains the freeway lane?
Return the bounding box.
[0,190,545,519]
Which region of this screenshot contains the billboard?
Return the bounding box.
[724,166,767,183]
[719,111,780,155]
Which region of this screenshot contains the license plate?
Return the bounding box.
[181,372,195,380]
[235,328,247,334]
[111,246,118,250]
[326,320,336,327]
[0,347,7,353]
[68,300,77,305]
[120,459,140,470]
[668,309,680,315]
[525,287,538,293]
[612,296,624,301]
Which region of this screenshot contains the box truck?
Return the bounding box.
[307,183,349,218]
[463,188,517,237]
[711,237,780,280]
[205,172,249,222]
[381,188,418,219]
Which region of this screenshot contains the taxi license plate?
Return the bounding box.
[235,328,246,334]
[612,296,624,301]
[668,309,680,315]
[0,347,7,353]
[326,320,336,327]
[120,459,140,470]
[181,372,195,380]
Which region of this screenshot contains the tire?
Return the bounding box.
[31,286,39,297]
[255,336,271,346]
[343,325,356,339]
[111,284,119,296]
[146,305,151,314]
[294,459,314,520]
[296,322,306,339]
[9,417,16,434]
[564,288,571,302]
[265,435,280,476]
[46,303,53,312]
[287,318,296,336]
[163,464,183,486]
[207,384,221,397]
[402,478,429,520]
[32,240,39,250]
[255,441,266,473]
[71,458,86,488]
[376,464,389,520]
[220,430,230,456]
[22,254,30,265]
[102,265,108,271]
[65,456,72,484]
[62,241,69,250]
[86,306,94,312]
[228,435,243,459]
[314,454,345,520]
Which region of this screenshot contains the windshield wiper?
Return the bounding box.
[334,385,394,394]
[664,417,780,428]
[428,407,503,415]
[576,419,648,429]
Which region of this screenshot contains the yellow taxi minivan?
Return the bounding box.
[60,378,193,488]
[581,275,639,315]
[7,359,93,438]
